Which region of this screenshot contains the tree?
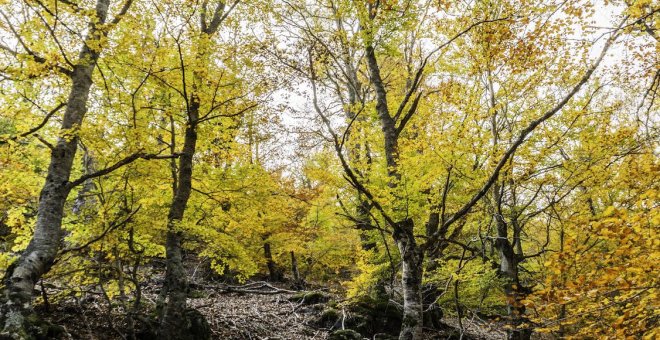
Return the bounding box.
[0,0,136,336]
[116,1,256,337]
[278,1,627,338]
[0,1,654,339]
[529,150,658,338]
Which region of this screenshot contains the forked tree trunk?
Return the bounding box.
[1,1,110,336]
[364,34,426,338]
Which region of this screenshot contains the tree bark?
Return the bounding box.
[159,121,198,339]
[72,148,97,216]
[159,3,232,338]
[355,199,377,251]
[364,37,425,339]
[494,198,530,340]
[263,242,280,282]
[395,222,424,340]
[290,251,303,288]
[1,0,111,336]
[334,14,375,253]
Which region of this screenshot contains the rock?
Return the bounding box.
[312,296,402,338]
[316,308,341,328]
[423,305,444,330]
[328,329,363,340]
[135,316,159,340]
[298,303,326,315]
[188,289,208,299]
[24,313,69,340]
[347,297,402,336]
[288,291,330,305]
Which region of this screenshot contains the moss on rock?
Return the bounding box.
[288,291,330,305]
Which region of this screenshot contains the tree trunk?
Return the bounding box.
[290,251,303,289]
[72,149,97,216]
[424,211,441,268]
[495,216,530,340]
[364,37,426,339]
[394,222,424,340]
[159,3,231,337]
[159,122,198,339]
[1,1,110,336]
[263,242,280,282]
[335,17,374,253]
[492,183,530,340]
[356,199,377,250]
[488,68,530,339]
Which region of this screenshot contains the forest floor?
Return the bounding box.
[39,280,509,340]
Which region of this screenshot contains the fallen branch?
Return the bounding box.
[189,281,298,295]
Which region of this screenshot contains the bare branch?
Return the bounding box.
[67,152,181,189]
[60,206,142,254]
[0,103,66,145]
[198,103,258,123]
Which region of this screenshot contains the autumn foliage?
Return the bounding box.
[0,0,657,339]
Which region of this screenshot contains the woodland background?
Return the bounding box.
[0,0,657,339]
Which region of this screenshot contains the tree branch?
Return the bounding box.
[67,152,181,189]
[110,0,135,25]
[0,102,66,145]
[393,16,512,125]
[0,9,73,76]
[309,50,398,229]
[428,20,623,243]
[60,206,141,254]
[197,103,258,123]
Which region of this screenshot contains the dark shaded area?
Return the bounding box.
[313,296,402,338]
[135,308,210,340]
[0,313,67,340]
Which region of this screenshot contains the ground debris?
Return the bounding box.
[36,280,508,339]
[189,291,328,339]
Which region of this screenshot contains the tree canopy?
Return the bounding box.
[0,0,657,339]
